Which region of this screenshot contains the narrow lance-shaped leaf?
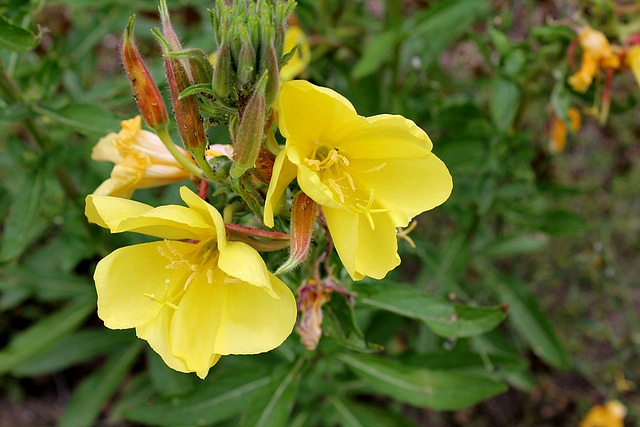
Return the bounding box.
[352,281,506,338]
[338,353,507,411]
[239,358,306,427]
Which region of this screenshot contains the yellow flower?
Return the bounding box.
[92,116,192,198]
[264,80,452,280]
[569,26,620,93]
[85,186,297,378]
[280,25,311,82]
[580,400,626,427]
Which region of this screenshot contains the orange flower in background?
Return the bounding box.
[549,107,581,153]
[569,26,620,93]
[580,400,626,427]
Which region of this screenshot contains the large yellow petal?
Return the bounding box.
[321,207,362,280]
[275,80,359,146]
[135,305,191,375]
[169,269,296,372]
[336,114,433,159]
[86,194,213,241]
[218,241,275,295]
[95,241,187,329]
[354,210,400,279]
[86,194,153,229]
[351,152,453,227]
[179,186,227,248]
[323,207,400,280]
[264,148,297,227]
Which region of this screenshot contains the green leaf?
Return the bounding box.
[13,329,136,377]
[0,170,45,264]
[59,341,143,427]
[429,305,507,338]
[328,396,416,427]
[402,0,490,69]
[239,358,306,427]
[480,268,570,369]
[490,76,520,131]
[33,103,121,135]
[323,291,383,352]
[338,353,506,410]
[147,346,196,396]
[507,207,587,235]
[0,267,94,301]
[353,282,505,338]
[481,233,549,259]
[122,367,271,426]
[352,31,398,79]
[0,15,40,52]
[0,298,95,373]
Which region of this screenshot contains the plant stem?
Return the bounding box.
[154,126,206,178]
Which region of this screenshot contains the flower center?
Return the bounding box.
[144,239,220,318]
[303,143,389,229]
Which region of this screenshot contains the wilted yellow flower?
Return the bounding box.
[580,400,626,427]
[85,186,297,378]
[92,116,191,198]
[280,25,311,82]
[264,80,452,280]
[297,279,331,350]
[569,26,620,92]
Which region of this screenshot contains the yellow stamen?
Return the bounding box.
[397,221,418,248]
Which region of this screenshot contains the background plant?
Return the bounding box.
[1,0,638,425]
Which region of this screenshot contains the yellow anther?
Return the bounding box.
[344,171,356,191]
[397,221,417,248]
[327,179,346,203]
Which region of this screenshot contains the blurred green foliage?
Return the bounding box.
[1,0,639,425]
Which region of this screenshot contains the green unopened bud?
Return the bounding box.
[230,72,267,178]
[120,16,168,130]
[261,41,280,107]
[237,28,256,86]
[213,36,234,98]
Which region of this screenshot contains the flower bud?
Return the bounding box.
[161,43,207,158]
[120,16,168,130]
[230,72,267,178]
[213,34,234,99]
[260,27,280,107]
[275,192,318,274]
[237,28,256,86]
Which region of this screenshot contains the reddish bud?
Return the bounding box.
[164,55,207,157]
[276,192,318,274]
[121,16,168,130]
